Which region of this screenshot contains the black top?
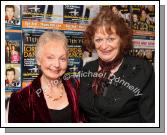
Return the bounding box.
[48,105,72,123]
[79,55,155,123]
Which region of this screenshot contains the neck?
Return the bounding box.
[99,55,123,72]
[41,75,62,89]
[41,75,64,101]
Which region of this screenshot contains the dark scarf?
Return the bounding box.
[92,56,123,96]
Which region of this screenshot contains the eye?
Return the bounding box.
[107,38,115,42]
[60,57,67,61]
[47,56,54,59]
[95,38,103,43]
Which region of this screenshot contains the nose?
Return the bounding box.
[53,59,60,68]
[100,40,108,50]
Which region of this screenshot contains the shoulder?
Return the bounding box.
[64,77,80,90]
[82,59,99,72]
[10,85,32,103]
[123,55,154,80]
[125,55,153,72]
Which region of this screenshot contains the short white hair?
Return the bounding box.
[35,31,68,60]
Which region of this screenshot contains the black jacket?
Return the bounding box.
[79,55,155,123]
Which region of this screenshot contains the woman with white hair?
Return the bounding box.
[8,31,81,123]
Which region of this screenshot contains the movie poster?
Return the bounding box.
[5,32,22,92]
[131,5,155,32]
[22,29,44,81]
[131,5,155,66]
[64,30,84,78]
[132,35,155,49]
[5,64,21,92]
[5,5,21,30]
[80,5,100,25]
[22,5,63,23]
[119,5,131,26]
[5,40,21,64]
[145,5,155,32]
[129,49,155,65]
[63,5,84,24]
[100,5,131,26]
[4,4,156,87]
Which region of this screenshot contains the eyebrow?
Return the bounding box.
[94,35,116,38]
[47,54,67,57]
[46,54,55,57]
[59,54,67,58]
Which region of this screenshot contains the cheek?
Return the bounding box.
[95,45,102,55]
[109,44,120,57]
[95,44,100,50]
[114,45,120,52]
[114,46,121,57]
[60,62,68,70]
[39,61,51,71]
[115,39,122,51]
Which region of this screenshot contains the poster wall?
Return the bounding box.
[5,5,155,95]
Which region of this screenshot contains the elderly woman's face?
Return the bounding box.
[94,27,121,62]
[37,40,68,80]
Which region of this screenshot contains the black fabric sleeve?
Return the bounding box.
[8,92,31,123]
[138,61,155,123]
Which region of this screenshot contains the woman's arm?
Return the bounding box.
[8,91,31,123]
[138,61,155,123]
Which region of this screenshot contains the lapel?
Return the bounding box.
[79,60,99,111]
[87,59,99,87]
[31,74,52,122]
[62,78,79,122]
[30,74,80,122]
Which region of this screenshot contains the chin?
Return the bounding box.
[100,56,114,62]
[44,72,61,80]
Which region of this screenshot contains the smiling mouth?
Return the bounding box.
[49,66,60,73]
[100,50,111,55]
[49,69,61,74]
